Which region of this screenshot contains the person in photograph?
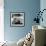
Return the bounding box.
[12,18,23,24]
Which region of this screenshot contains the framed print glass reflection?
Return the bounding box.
[10,12,25,27]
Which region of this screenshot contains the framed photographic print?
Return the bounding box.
[10,12,25,27]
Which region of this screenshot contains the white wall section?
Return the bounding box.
[0,0,4,42]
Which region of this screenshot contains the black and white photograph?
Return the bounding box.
[10,12,25,27]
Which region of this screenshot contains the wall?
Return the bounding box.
[4,0,40,42]
[0,0,4,42]
[40,0,46,27]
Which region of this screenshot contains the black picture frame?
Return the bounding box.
[10,12,25,27]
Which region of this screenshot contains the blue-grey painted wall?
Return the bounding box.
[4,0,40,42]
[40,0,46,27]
